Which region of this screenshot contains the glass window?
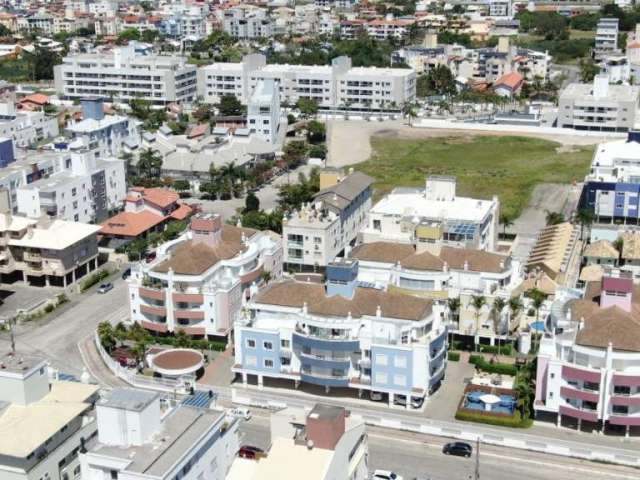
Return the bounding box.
[263,341,273,350]
[246,339,256,348]
[264,359,274,368]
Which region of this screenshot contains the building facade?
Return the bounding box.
[247,79,281,144]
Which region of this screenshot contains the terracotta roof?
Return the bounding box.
[493,72,524,91]
[169,203,193,221]
[351,242,507,273]
[100,211,165,237]
[19,93,49,105]
[153,225,256,275]
[130,187,179,209]
[583,239,618,259]
[187,123,208,139]
[254,280,433,321]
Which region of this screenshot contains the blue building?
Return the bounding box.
[233,259,448,409]
[0,137,14,168]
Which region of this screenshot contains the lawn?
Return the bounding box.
[0,57,31,82]
[353,135,594,219]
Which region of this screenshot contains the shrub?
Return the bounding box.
[81,269,110,292]
[479,344,513,356]
[469,355,518,376]
[448,351,460,362]
[57,293,69,305]
[44,303,55,313]
[455,409,532,428]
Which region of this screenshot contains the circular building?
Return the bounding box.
[149,348,204,378]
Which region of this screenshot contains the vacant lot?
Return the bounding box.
[353,135,594,219]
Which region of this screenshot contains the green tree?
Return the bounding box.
[499,213,514,236]
[508,297,523,334]
[24,46,61,81]
[579,58,600,83]
[545,210,565,226]
[282,140,309,168]
[575,208,594,240]
[447,296,461,325]
[491,297,507,353]
[296,98,319,118]
[118,28,142,43]
[172,179,191,192]
[137,148,163,178]
[306,120,326,144]
[278,168,320,212]
[216,94,243,116]
[402,102,418,127]
[309,144,327,159]
[418,65,456,97]
[174,329,190,348]
[98,322,116,353]
[470,295,486,352]
[244,192,260,213]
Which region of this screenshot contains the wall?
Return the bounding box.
[240,329,282,373]
[371,344,414,394]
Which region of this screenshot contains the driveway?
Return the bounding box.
[427,358,475,420]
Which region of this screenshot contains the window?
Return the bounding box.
[110,471,118,480]
[550,373,555,379]
[613,404,629,415]
[375,372,388,384]
[245,356,257,367]
[614,385,631,395]
[394,356,407,368]
[246,339,256,348]
[394,374,406,386]
[373,219,381,231]
[375,353,388,366]
[72,187,77,196]
[281,357,291,365]
[264,359,274,368]
[281,339,290,348]
[263,341,273,350]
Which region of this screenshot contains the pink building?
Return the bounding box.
[128,213,282,339]
[535,275,640,436]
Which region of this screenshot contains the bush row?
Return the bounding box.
[455,409,533,429]
[469,355,518,376]
[479,344,513,356]
[448,351,460,362]
[81,269,111,292]
[152,334,227,352]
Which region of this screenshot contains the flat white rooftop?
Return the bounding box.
[9,219,101,250]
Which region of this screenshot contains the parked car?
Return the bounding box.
[238,445,264,459]
[230,407,252,421]
[372,469,403,480]
[442,442,472,458]
[121,267,131,280]
[97,283,113,294]
[393,395,424,409]
[370,391,385,402]
[145,251,157,263]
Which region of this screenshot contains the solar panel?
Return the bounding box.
[57,372,79,382]
[181,390,216,409]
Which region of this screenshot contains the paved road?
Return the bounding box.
[239,413,640,480]
[0,275,129,375]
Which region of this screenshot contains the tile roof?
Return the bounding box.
[169,203,193,220]
[351,242,508,274]
[583,239,618,259]
[494,72,523,91]
[253,280,433,321]
[100,211,165,237]
[19,93,49,105]
[153,225,256,275]
[130,187,180,209]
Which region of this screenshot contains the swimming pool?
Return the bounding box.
[530,321,545,332]
[464,390,516,415]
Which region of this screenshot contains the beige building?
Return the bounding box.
[0,212,101,287]
[0,351,99,480]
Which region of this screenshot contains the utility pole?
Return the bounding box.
[475,437,480,480]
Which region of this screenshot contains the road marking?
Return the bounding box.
[367,433,639,479]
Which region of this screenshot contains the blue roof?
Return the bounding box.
[181,390,215,409]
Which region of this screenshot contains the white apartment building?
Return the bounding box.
[128,213,282,338]
[223,7,273,39]
[594,17,620,60]
[361,176,500,252]
[0,101,59,149]
[15,149,125,223]
[64,98,141,158]
[227,404,369,480]
[558,75,640,133]
[283,170,373,268]
[0,351,99,480]
[54,45,198,104]
[197,54,416,112]
[81,388,240,480]
[247,79,281,144]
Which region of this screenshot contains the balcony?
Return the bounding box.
[172,292,204,304]
[300,371,350,388]
[174,309,205,321]
[612,374,640,388]
[350,375,371,386]
[560,385,600,403]
[140,304,167,317]
[140,287,165,302]
[561,365,601,384]
[23,251,41,261]
[141,320,168,333]
[358,357,371,368]
[299,352,351,369]
[608,414,640,426]
[292,331,359,352]
[558,404,599,423]
[609,394,640,407]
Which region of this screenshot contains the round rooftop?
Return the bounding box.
[149,349,204,377]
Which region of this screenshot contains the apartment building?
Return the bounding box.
[283,170,373,268]
[0,351,99,480]
[227,404,368,480]
[594,17,620,60]
[0,209,101,287]
[223,8,273,39]
[15,149,125,223]
[558,75,640,132]
[197,54,416,112]
[247,79,281,144]
[361,176,499,252]
[80,388,240,480]
[580,132,640,224]
[64,98,141,158]
[535,274,640,436]
[0,101,59,149]
[54,45,198,104]
[233,259,448,407]
[128,213,282,338]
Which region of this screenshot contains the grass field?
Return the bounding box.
[354,135,595,219]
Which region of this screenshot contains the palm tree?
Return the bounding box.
[260,270,272,285]
[545,210,564,226]
[114,322,129,347]
[137,148,163,178]
[402,102,417,126]
[131,340,148,367]
[98,321,116,353]
[491,297,506,354]
[575,208,594,241]
[175,329,190,348]
[470,295,486,352]
[529,288,546,323]
[508,297,523,334]
[447,297,461,326]
[499,213,514,236]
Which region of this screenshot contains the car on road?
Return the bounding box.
[121,268,131,280]
[238,445,263,459]
[372,469,403,480]
[442,442,472,458]
[97,283,113,294]
[230,407,251,420]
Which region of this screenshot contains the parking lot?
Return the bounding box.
[0,284,61,322]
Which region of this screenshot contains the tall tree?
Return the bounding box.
[137,148,163,178]
[470,295,486,352]
[216,95,243,116]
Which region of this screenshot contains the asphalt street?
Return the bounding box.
[238,413,640,480]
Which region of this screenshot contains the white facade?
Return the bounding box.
[247,79,281,144]
[361,176,500,252]
[595,18,620,60]
[0,102,59,149]
[198,54,416,112]
[53,45,198,104]
[223,8,273,39]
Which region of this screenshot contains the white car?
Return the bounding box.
[230,407,252,421]
[372,469,403,480]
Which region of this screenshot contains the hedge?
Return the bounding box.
[448,351,460,362]
[455,409,533,428]
[152,335,227,352]
[479,344,513,356]
[81,269,111,292]
[469,354,518,376]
